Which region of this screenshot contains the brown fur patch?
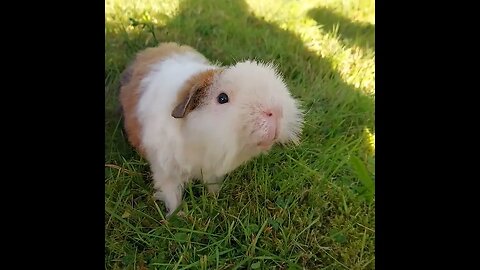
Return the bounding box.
[119,42,205,156]
[172,69,220,118]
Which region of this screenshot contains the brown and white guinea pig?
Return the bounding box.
[119,42,303,216]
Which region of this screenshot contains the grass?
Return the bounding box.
[105,0,375,269]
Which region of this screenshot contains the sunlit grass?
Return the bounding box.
[105,0,375,269]
[245,0,374,92]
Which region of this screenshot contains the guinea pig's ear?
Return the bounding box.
[171,84,205,118]
[171,69,218,118]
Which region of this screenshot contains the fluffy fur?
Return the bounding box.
[120,42,304,216]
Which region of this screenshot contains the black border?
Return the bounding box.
[4,2,105,268]
[375,1,472,268]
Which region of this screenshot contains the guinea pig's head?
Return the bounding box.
[172,60,303,167]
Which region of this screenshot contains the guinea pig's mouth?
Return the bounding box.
[255,125,279,150]
[251,108,280,150]
[257,140,274,150]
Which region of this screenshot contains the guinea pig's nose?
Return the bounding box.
[263,107,282,118]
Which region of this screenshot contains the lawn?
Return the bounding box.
[105,0,375,269]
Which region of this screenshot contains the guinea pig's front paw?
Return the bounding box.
[206,183,221,195]
[204,176,224,195]
[153,187,182,217]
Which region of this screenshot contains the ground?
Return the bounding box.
[105,0,375,269]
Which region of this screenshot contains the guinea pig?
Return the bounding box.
[119,42,303,216]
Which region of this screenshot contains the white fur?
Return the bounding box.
[135,51,303,216]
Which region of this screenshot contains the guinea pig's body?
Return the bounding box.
[120,42,303,216]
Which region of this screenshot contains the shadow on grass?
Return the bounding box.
[307,6,375,50]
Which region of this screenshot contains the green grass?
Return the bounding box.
[105,0,375,269]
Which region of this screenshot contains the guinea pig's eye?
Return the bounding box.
[217,92,229,104]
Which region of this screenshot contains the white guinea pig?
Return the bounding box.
[119,42,303,216]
